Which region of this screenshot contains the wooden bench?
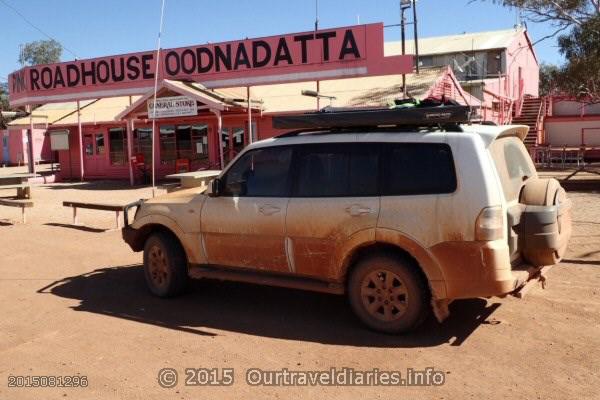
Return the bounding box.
[0,198,34,223]
[0,184,32,199]
[63,201,127,229]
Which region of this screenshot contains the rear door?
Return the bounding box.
[377,142,459,246]
[285,143,381,279]
[489,135,572,266]
[489,136,537,260]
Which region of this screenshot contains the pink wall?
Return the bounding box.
[506,31,539,99]
[4,128,52,166]
[7,129,25,165]
[57,115,247,181]
[470,31,539,124]
[543,98,600,146]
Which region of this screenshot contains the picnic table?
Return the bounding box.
[0,173,39,199]
[165,170,221,192]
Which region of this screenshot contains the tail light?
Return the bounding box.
[475,206,504,241]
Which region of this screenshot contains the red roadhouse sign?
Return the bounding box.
[8,23,413,106]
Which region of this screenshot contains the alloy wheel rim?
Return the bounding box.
[360,269,408,322]
[148,245,169,288]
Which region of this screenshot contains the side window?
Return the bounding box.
[222,147,293,197]
[383,143,456,195]
[489,137,535,201]
[293,144,379,197]
[504,141,533,180]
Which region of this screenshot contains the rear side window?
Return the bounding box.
[293,143,379,197]
[489,136,535,201]
[383,143,457,195]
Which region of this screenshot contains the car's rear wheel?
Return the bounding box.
[348,253,429,334]
[143,232,189,297]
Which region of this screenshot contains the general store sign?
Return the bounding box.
[147,96,197,119]
[8,23,413,107]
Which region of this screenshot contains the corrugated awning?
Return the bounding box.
[116,79,262,121]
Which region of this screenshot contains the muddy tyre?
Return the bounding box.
[348,253,429,334]
[143,232,189,297]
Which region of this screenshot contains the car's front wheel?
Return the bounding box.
[143,232,189,297]
[348,253,429,334]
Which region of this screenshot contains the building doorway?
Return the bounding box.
[83,132,106,177]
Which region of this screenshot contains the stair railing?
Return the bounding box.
[515,78,525,118]
[536,97,546,145]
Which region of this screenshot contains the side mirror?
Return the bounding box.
[208,178,221,197]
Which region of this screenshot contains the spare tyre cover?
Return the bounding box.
[518,178,572,266]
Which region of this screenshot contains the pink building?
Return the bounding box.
[544,98,600,147]
[386,27,541,143]
[8,66,469,182]
[7,24,541,181]
[1,127,51,166]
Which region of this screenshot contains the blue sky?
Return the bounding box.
[0,0,563,82]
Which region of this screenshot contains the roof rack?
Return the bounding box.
[272,105,472,130]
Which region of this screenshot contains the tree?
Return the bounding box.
[0,82,9,110]
[480,1,599,32]
[475,1,600,101]
[18,39,62,66]
[539,63,562,96]
[557,14,600,100]
[0,82,9,128]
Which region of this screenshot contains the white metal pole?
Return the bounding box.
[28,105,36,175]
[247,86,253,144]
[77,100,84,181]
[151,0,166,197]
[316,81,320,110]
[216,111,224,168]
[126,118,134,186]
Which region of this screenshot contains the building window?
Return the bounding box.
[96,134,105,155]
[191,124,209,160]
[84,134,93,156]
[250,121,258,143]
[486,51,502,76]
[109,127,127,166]
[133,128,152,165]
[175,125,193,160]
[418,56,433,68]
[157,124,209,165]
[159,125,177,164]
[221,126,246,163]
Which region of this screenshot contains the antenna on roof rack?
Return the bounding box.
[272,105,472,130]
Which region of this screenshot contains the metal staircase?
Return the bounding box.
[512,97,545,147]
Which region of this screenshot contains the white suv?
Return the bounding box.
[122,106,572,334]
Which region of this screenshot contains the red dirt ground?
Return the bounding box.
[0,179,598,399]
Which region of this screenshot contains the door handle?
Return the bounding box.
[345,204,372,216]
[259,204,281,215]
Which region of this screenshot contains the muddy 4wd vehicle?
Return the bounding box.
[122,106,572,334]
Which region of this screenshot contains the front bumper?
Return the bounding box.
[122,225,145,252]
[121,200,145,252]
